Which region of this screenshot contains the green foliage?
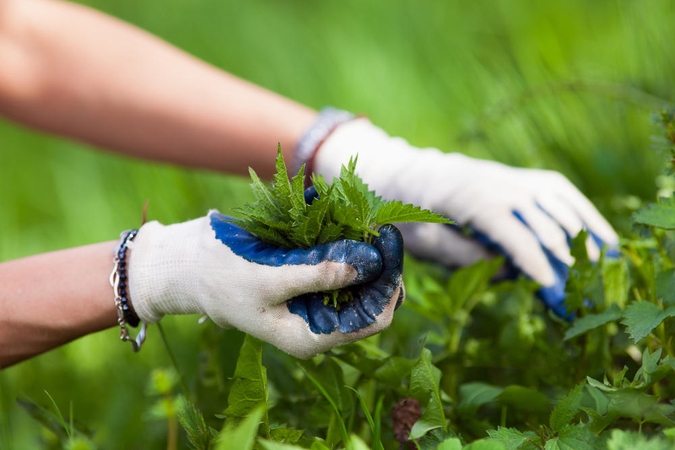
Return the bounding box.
[223,335,269,436]
[409,348,447,439]
[633,197,675,229]
[231,147,451,249]
[621,302,675,343]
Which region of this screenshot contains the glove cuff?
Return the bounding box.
[127,217,208,323]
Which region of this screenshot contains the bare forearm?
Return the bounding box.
[0,0,317,178]
[0,241,119,368]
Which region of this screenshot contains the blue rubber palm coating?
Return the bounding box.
[458,210,617,319]
[210,212,382,285]
[209,213,404,334]
[286,224,404,334]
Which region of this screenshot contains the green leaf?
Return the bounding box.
[563,304,623,340]
[268,427,304,445]
[176,396,213,450]
[409,348,446,439]
[656,268,675,305]
[487,427,528,450]
[458,382,503,416]
[309,440,331,450]
[621,301,675,343]
[633,197,675,229]
[544,425,599,450]
[497,385,549,413]
[258,439,306,450]
[445,257,504,315]
[374,200,451,228]
[234,149,454,250]
[586,376,615,393]
[565,230,603,312]
[606,429,674,450]
[603,258,629,308]
[436,438,463,450]
[213,405,265,450]
[549,383,584,432]
[223,335,269,436]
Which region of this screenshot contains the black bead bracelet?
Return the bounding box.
[110,229,147,352]
[114,229,140,327]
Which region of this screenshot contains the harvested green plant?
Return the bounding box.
[228,147,451,307]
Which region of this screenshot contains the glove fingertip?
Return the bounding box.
[372,224,404,276]
[323,240,383,285]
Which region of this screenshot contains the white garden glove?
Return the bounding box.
[127,211,405,359]
[308,115,618,317]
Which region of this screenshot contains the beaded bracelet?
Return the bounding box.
[292,107,355,186]
[110,229,147,352]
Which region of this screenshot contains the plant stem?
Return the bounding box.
[157,322,191,401]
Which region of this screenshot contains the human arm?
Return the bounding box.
[0,212,405,368]
[0,242,119,368]
[0,0,316,178]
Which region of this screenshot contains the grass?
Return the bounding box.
[2,0,675,447]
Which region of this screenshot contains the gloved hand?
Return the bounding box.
[312,117,618,317]
[127,211,405,359]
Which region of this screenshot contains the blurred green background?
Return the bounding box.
[2,0,674,448]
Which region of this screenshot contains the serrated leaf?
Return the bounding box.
[544,425,599,450]
[223,335,269,436]
[656,268,675,306]
[290,195,331,248]
[633,197,675,229]
[550,383,584,432]
[248,168,285,217]
[177,396,213,450]
[234,150,451,252]
[487,427,528,450]
[621,301,675,343]
[563,304,623,340]
[227,217,294,249]
[409,348,446,439]
[374,200,451,228]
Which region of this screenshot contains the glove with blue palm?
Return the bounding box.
[310,115,619,317]
[127,211,404,358]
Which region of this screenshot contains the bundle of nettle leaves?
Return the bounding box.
[228,147,451,307]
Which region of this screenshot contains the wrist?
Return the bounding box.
[127,217,207,322]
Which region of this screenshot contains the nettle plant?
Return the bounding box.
[228,148,450,307]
